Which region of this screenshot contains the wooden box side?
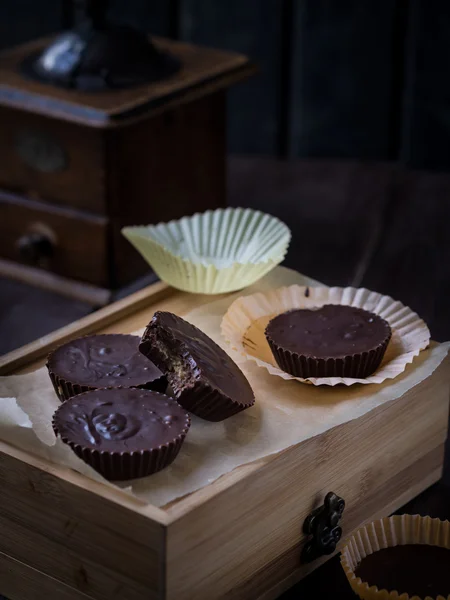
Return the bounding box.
[0,442,168,600]
[166,359,449,600]
[0,550,98,600]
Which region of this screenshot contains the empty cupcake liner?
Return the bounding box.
[52,388,190,481]
[341,514,450,600]
[122,207,291,294]
[221,285,430,386]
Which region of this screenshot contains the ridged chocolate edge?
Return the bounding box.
[47,368,167,401]
[52,388,190,481]
[48,369,91,401]
[140,324,255,422]
[266,331,392,379]
[46,332,167,401]
[174,380,255,422]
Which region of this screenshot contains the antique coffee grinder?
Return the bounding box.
[22,0,181,91]
[0,0,253,302]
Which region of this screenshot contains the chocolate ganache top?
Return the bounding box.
[265,305,391,359]
[47,334,162,387]
[141,312,254,405]
[53,388,189,452]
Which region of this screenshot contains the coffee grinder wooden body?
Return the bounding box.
[0,36,254,302]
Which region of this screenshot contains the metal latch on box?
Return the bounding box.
[301,492,345,563]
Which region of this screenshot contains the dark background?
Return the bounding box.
[1,0,450,343]
[2,0,450,168]
[1,3,450,599]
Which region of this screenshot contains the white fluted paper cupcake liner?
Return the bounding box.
[221,285,430,386]
[122,208,291,294]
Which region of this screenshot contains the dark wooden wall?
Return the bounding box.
[1,0,449,168]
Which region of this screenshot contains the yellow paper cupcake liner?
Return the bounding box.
[122,208,291,294]
[221,284,430,386]
[341,515,450,600]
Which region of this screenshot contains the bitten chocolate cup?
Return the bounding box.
[265,305,392,379]
[52,387,190,481]
[47,334,166,401]
[139,311,255,422]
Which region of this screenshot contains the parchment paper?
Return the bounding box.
[0,267,448,508]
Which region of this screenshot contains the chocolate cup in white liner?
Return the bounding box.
[47,334,166,401]
[221,285,430,386]
[340,514,450,600]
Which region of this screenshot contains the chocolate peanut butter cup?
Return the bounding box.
[52,387,190,480]
[354,544,450,598]
[139,312,255,421]
[47,334,166,401]
[265,304,391,379]
[341,515,450,600]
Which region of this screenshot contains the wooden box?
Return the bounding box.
[0,279,448,600]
